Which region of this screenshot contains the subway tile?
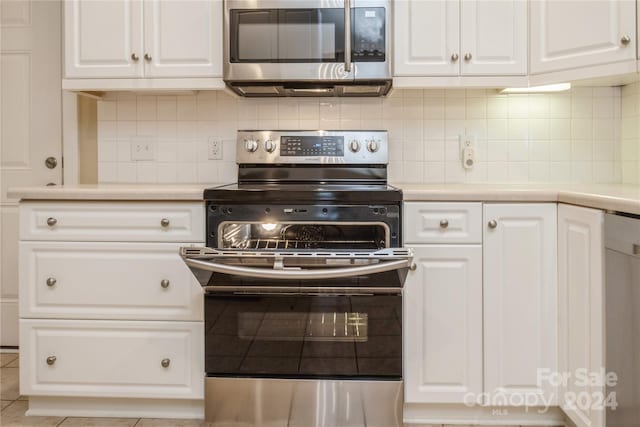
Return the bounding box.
[156,96,177,121]
[486,96,508,118]
[136,96,157,121]
[176,96,197,120]
[423,163,445,183]
[97,100,117,121]
[95,88,630,185]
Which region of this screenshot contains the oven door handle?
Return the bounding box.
[183,257,411,280]
[201,285,400,295]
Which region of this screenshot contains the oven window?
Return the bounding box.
[205,294,402,379]
[219,222,388,250]
[230,9,345,62]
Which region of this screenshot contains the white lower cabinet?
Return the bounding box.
[558,204,605,427]
[20,319,204,399]
[404,245,483,403]
[18,201,206,418]
[404,202,559,409]
[483,203,558,404]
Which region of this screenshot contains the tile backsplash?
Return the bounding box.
[97,87,622,184]
[621,82,640,184]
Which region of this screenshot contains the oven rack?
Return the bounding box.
[225,238,386,250]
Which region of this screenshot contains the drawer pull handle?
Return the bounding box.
[46,277,57,287]
[439,219,449,229]
[46,217,57,227]
[161,279,170,289]
[633,244,640,255]
[488,219,498,229]
[46,356,56,365]
[161,358,171,368]
[160,218,170,228]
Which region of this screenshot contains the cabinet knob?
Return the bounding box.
[131,53,139,61]
[144,53,152,61]
[409,263,417,271]
[46,277,57,287]
[439,219,449,229]
[160,218,170,228]
[621,35,631,45]
[46,356,57,365]
[451,53,459,62]
[46,217,57,227]
[488,219,498,229]
[161,358,171,368]
[160,279,170,289]
[464,53,472,61]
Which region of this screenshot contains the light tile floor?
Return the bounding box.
[1,352,561,427]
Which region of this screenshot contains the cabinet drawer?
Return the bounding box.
[20,202,204,242]
[404,203,482,244]
[19,242,203,321]
[20,319,204,399]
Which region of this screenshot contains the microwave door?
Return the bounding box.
[226,1,356,82]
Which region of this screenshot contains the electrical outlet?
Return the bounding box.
[208,137,223,160]
[458,133,475,169]
[131,137,155,161]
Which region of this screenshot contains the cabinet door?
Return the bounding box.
[558,204,604,427]
[404,245,482,403]
[530,0,636,74]
[483,203,557,404]
[393,0,459,76]
[143,0,223,78]
[460,0,527,75]
[64,0,143,78]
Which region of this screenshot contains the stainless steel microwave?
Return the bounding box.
[223,0,392,97]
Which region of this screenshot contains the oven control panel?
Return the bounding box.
[236,130,388,164]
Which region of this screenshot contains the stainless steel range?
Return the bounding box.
[181,130,411,427]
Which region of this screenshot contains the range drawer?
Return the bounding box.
[404,202,482,244]
[19,242,204,321]
[19,201,204,242]
[20,319,204,399]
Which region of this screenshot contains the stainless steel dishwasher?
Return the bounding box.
[605,212,640,427]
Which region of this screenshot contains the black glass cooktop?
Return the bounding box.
[204,183,402,203]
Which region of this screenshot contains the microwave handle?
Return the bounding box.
[344,0,351,72]
[184,257,410,280]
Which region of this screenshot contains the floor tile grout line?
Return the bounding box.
[56,417,68,426]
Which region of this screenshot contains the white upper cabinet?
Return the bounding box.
[460,0,527,75]
[394,0,460,76]
[64,0,143,78]
[394,0,527,77]
[530,0,636,74]
[558,204,605,427]
[483,203,558,404]
[143,0,222,78]
[64,0,223,80]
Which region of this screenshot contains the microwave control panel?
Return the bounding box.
[353,7,386,61]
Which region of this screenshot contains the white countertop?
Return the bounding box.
[399,183,640,215]
[8,183,640,216]
[7,184,214,201]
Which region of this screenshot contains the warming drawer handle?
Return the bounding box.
[184,257,411,280]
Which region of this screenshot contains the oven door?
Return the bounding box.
[224,0,390,82]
